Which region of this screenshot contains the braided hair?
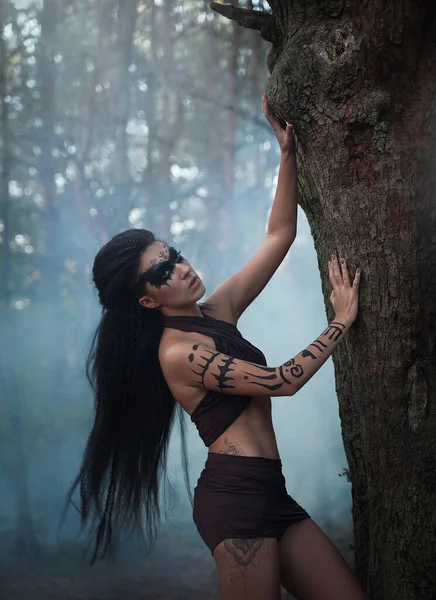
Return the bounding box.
[62,229,192,564]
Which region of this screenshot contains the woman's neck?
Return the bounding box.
[160,304,204,319]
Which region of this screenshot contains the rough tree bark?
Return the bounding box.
[212,2,436,600]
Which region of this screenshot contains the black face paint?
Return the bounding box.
[135,246,186,292]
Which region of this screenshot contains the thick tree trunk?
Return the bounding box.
[212,2,436,599]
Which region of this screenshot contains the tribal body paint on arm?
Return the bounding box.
[164,320,349,398]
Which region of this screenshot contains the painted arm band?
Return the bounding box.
[166,321,349,398]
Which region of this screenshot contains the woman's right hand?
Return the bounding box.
[328,255,361,326]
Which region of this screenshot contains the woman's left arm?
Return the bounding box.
[206,94,298,320]
[264,93,298,242]
[267,151,297,241]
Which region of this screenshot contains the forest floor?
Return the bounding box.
[0,521,353,599]
[1,546,218,600]
[0,560,219,600]
[0,544,294,600]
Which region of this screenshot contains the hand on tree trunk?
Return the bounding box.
[328,255,361,327]
[262,92,295,156]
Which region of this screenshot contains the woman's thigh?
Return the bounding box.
[213,537,282,600]
[278,519,368,600]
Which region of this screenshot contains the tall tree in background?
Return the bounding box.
[0,0,278,557]
[212,1,436,599]
[222,2,239,248]
[37,0,57,261]
[0,0,40,558]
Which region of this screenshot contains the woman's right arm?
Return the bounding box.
[162,256,361,398]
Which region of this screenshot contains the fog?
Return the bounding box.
[1,209,353,599]
[0,1,354,597]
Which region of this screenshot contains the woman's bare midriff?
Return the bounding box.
[208,396,281,459]
[160,326,281,460]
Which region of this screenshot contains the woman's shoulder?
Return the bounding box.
[158,327,216,366]
[158,297,238,367]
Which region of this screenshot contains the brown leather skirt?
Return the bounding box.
[193,452,310,555]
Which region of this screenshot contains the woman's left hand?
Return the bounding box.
[262,92,295,156]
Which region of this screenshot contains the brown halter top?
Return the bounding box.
[163,309,267,447]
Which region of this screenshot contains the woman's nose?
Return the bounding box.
[178,262,191,278]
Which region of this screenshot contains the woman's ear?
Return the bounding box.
[138,295,160,309]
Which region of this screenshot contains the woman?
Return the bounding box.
[67,95,366,600]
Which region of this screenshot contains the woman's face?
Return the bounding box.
[136,241,205,310]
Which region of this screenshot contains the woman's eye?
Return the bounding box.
[169,247,184,263]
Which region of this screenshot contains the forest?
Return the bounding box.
[1,1,435,600]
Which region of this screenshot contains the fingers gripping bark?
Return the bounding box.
[162,320,350,399]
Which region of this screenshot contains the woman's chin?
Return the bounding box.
[194,283,206,300]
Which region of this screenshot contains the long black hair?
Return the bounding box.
[62,229,193,564]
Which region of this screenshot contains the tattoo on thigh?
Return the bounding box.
[224,538,264,567]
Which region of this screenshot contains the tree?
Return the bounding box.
[211,1,436,599]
